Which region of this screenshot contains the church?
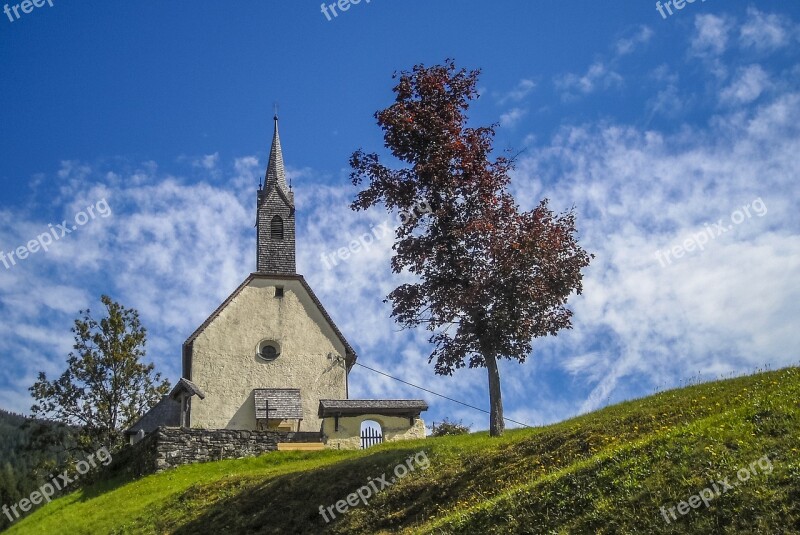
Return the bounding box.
[126,117,427,451]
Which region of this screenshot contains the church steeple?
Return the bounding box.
[256,115,296,274]
[264,115,290,194]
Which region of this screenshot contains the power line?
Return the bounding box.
[354,361,533,429]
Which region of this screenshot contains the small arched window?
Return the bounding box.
[271,215,284,240]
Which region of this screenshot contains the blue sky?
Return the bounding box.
[1,1,799,431]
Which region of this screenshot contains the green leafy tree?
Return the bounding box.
[351,60,592,436]
[30,295,170,450]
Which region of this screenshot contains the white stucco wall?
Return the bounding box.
[321,415,426,450]
[189,277,348,431]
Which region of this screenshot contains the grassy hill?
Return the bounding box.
[6,366,800,534]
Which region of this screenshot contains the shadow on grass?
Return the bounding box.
[168,447,434,535]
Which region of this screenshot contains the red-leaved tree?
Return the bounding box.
[350,60,592,436]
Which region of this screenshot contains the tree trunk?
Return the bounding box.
[485,354,504,437]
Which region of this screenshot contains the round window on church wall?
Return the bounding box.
[258,341,280,362]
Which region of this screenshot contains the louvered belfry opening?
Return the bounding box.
[270,215,284,240]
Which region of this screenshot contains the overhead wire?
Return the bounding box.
[354,361,534,429]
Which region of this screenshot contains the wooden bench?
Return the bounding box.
[277,442,325,451]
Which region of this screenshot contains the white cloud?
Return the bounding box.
[691,14,732,57]
[555,62,623,99]
[232,155,261,191]
[615,25,654,56]
[553,25,651,102]
[740,7,795,52]
[497,79,536,105]
[509,88,800,413]
[499,107,528,128]
[195,153,219,170]
[646,65,686,120]
[0,170,254,407]
[720,65,771,105]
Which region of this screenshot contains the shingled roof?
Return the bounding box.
[125,396,181,435]
[318,399,428,418]
[264,115,290,196]
[182,273,357,370]
[169,378,205,400]
[255,388,303,420]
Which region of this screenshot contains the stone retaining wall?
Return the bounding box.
[120,427,322,475]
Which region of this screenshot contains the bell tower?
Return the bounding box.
[256,115,296,274]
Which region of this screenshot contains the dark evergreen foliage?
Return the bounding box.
[0,409,74,531]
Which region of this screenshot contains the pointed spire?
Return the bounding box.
[264,115,289,194]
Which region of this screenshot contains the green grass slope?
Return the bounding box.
[7,366,800,534]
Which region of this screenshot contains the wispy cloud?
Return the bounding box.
[645,65,686,120]
[554,25,653,101]
[615,25,654,56]
[555,62,623,99]
[499,107,528,128]
[497,79,536,105]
